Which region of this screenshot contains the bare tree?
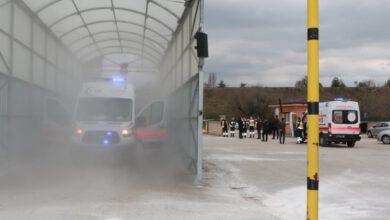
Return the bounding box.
[218,80,226,88]
[355,80,376,88]
[331,77,346,88]
[295,76,307,89]
[384,79,390,88]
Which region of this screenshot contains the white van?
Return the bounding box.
[72,77,135,148]
[319,99,361,147]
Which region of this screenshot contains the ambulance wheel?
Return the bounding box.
[319,135,328,147]
[347,141,356,148]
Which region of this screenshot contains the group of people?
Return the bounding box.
[220,116,287,144]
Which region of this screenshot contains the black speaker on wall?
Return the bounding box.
[195,31,208,58]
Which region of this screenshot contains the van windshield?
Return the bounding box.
[76,98,132,122]
[332,110,358,124]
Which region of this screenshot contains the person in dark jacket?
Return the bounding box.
[278,118,286,144]
[262,119,269,142]
[256,117,262,139]
[238,118,244,139]
[221,119,228,137]
[302,112,308,141]
[272,116,280,140]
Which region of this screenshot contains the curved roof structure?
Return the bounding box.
[22,0,187,64]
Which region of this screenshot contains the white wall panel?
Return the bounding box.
[0,2,11,33]
[14,5,31,46]
[82,9,114,24]
[32,54,45,87]
[38,0,75,25]
[33,23,46,56]
[57,47,66,71]
[46,64,56,90]
[13,42,30,81]
[0,33,10,74]
[46,36,57,64]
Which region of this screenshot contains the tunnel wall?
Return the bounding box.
[160,0,204,180]
[0,0,82,154]
[0,73,60,152]
[0,0,83,97]
[1,0,205,181]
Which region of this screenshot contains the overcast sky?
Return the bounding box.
[204,0,390,87]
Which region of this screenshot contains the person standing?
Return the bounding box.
[242,118,248,138]
[296,117,304,141]
[262,119,269,142]
[229,117,236,137]
[279,117,286,144]
[221,118,229,137]
[249,117,255,138]
[302,112,308,141]
[272,116,280,140]
[256,117,262,139]
[238,118,244,139]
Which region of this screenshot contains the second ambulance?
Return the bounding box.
[319,99,361,147]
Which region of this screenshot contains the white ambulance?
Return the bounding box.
[319,99,361,147]
[72,77,135,148]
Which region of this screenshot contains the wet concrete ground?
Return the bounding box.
[0,135,389,219]
[203,135,390,219]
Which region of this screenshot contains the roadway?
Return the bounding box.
[0,135,389,219]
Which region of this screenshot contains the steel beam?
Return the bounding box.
[150,0,179,19]
[48,7,174,33]
[29,16,33,82]
[68,30,166,50]
[197,0,205,182]
[43,31,48,88]
[59,20,169,42]
[70,0,102,57]
[81,46,159,64]
[141,0,150,69]
[110,0,123,53]
[73,38,164,57]
[0,51,11,74]
[36,0,179,22]
[9,0,14,76]
[80,45,160,62]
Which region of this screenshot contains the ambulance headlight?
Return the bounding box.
[121,129,131,137]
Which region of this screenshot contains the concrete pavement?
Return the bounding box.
[0,135,389,219]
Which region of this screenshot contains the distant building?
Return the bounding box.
[269,100,307,137]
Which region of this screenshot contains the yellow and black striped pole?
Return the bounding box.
[307,0,319,219]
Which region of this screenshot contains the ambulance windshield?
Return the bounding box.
[332,110,358,124]
[76,98,132,122]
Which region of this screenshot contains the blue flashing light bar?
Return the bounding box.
[106,131,113,136]
[334,97,349,102]
[112,76,126,83]
[103,140,110,145]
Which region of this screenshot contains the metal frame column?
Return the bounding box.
[196,0,204,183]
